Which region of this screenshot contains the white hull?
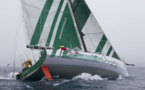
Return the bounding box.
[42,50,128,79]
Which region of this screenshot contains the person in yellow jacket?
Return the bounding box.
[25,59,32,68]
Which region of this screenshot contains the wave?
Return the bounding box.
[24,83,34,89]
[117,75,125,80]
[52,73,103,86]
[53,80,70,86]
[0,72,18,80]
[73,73,103,81]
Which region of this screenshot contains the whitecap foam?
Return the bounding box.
[0,76,12,80]
[72,73,103,81]
[8,72,19,80]
[117,75,125,80]
[24,83,34,89]
[53,80,70,86]
[0,72,19,80]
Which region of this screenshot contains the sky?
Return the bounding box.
[0,0,145,67]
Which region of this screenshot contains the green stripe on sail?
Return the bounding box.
[72,0,80,10]
[52,4,81,49]
[106,46,113,56]
[50,4,82,56]
[112,52,120,59]
[74,0,91,30]
[96,35,107,52]
[30,0,53,45]
[46,0,64,46]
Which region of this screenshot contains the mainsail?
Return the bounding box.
[21,0,120,59]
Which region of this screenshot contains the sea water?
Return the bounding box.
[0,67,145,90]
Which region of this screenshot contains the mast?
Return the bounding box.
[68,0,87,52]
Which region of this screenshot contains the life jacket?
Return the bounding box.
[25,59,32,68]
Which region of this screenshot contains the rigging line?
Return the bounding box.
[12,0,27,75]
[19,0,29,45]
[83,0,116,56]
[22,19,28,45]
[69,0,87,52]
[31,49,36,62]
[19,6,31,65]
[24,49,29,60]
[82,27,96,51]
[21,0,41,45]
[73,0,81,12]
[83,0,107,53]
[73,1,96,51]
[20,56,23,70]
[83,1,98,50]
[12,0,23,76]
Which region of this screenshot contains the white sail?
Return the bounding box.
[21,0,46,44]
[71,0,120,59]
[21,0,83,50]
[21,0,120,59]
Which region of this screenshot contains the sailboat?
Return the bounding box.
[16,0,128,81]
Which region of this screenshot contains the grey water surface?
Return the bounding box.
[0,67,145,90]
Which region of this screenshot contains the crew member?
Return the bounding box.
[25,59,32,68]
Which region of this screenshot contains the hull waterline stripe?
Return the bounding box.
[30,0,54,45]
[38,0,61,46]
